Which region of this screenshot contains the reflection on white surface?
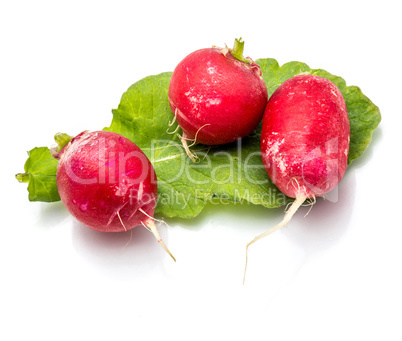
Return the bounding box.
[286,168,356,258]
[2,1,400,339]
[72,218,172,279]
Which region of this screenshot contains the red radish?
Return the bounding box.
[245,74,350,279]
[56,130,175,261]
[168,38,268,161]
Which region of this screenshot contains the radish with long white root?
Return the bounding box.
[168,38,268,161]
[55,130,175,261]
[245,74,350,278]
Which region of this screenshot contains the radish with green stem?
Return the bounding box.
[244,74,350,280]
[168,38,268,161]
[55,130,175,261]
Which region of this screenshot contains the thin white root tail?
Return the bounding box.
[120,229,133,251]
[138,207,165,225]
[166,124,180,135]
[166,112,180,135]
[116,211,134,250]
[142,220,176,262]
[138,209,176,262]
[169,109,178,127]
[116,209,175,262]
[116,211,127,232]
[180,135,199,163]
[243,195,307,284]
[179,124,211,163]
[166,108,179,134]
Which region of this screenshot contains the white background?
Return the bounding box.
[1,1,401,340]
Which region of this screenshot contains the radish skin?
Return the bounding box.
[56,131,175,261]
[261,75,350,199]
[168,39,267,157]
[244,74,350,281]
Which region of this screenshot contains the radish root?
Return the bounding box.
[180,134,199,163]
[120,229,134,251]
[166,109,180,135]
[116,211,127,232]
[116,210,135,250]
[139,207,165,225]
[169,109,178,127]
[139,208,176,262]
[178,124,211,163]
[142,220,176,262]
[304,196,316,217]
[166,124,180,135]
[243,195,307,284]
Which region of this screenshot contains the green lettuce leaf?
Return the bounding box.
[15,147,60,202]
[17,59,381,220]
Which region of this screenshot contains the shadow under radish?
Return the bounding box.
[242,166,356,294]
[284,166,356,257]
[71,218,173,280]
